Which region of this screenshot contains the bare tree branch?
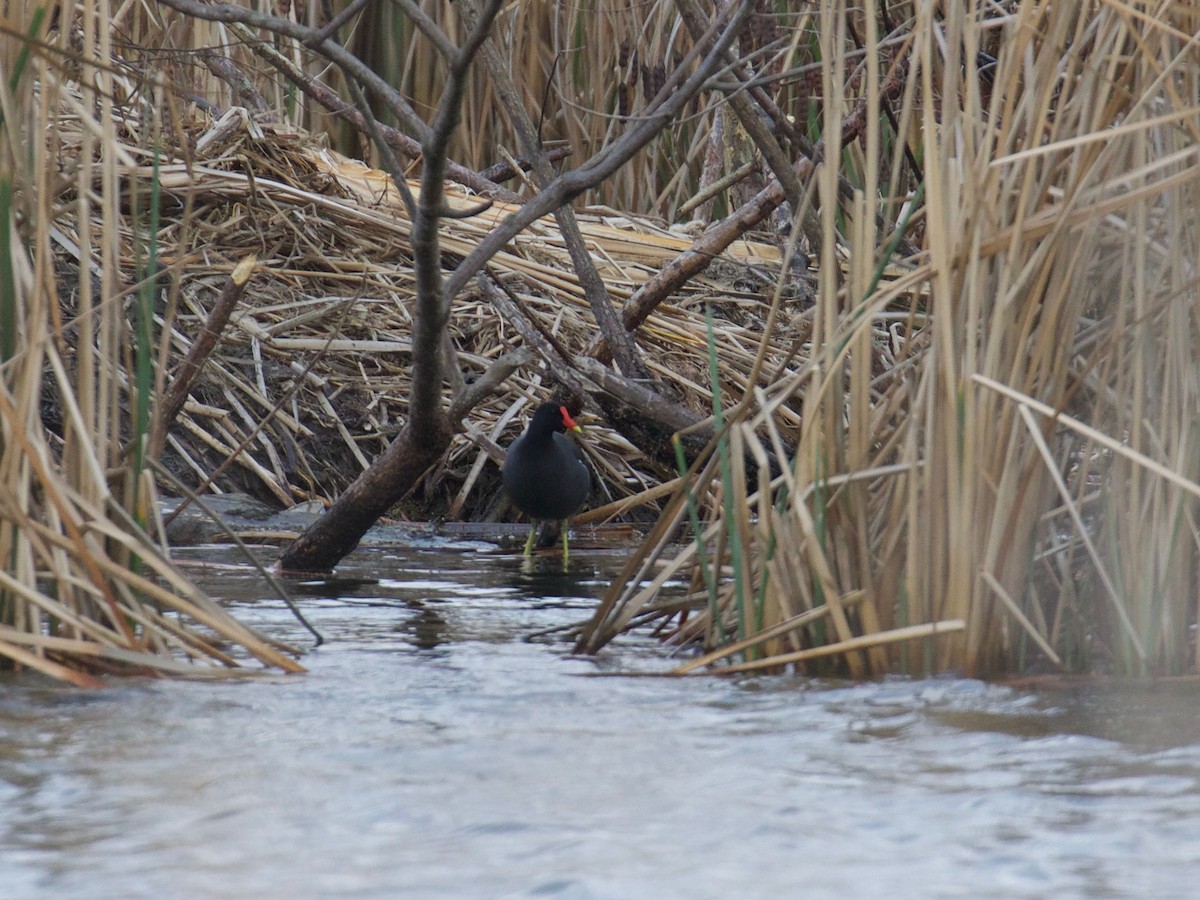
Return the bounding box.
[446,347,534,423]
[151,254,255,458]
[393,0,459,60]
[459,0,648,380]
[272,0,506,572]
[477,273,592,399]
[304,0,370,48]
[479,146,571,183]
[442,0,756,303]
[406,0,506,438]
[227,20,517,201]
[155,0,431,142]
[676,0,816,246]
[592,156,816,365]
[341,73,419,220]
[198,48,271,114]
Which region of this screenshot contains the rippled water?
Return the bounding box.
[2,544,1200,898]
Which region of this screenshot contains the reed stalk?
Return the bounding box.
[0,0,305,681]
[584,1,1200,677]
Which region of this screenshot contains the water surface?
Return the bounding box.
[2,545,1199,898]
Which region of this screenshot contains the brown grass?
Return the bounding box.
[580,1,1200,678]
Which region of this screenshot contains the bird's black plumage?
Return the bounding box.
[502,402,590,522]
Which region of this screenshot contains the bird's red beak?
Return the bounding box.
[559,406,581,431]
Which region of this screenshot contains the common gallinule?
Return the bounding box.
[502,402,590,562]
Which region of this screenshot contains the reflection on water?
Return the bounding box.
[2,545,1200,898]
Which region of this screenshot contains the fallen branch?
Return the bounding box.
[151,253,256,458]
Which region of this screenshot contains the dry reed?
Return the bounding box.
[0,0,314,681]
[581,1,1200,678]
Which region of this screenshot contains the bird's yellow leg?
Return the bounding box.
[524,524,538,556]
[560,521,570,567]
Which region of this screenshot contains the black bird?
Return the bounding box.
[502,402,590,562]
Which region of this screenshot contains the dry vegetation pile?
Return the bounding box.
[83,121,823,520]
